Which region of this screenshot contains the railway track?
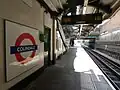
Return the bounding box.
[84,47,120,90]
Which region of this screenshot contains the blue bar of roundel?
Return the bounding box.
[10,45,38,54]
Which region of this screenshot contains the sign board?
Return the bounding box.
[61,13,102,25]
[5,21,44,81]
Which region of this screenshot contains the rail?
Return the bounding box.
[84,47,120,90]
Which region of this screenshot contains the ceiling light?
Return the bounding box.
[67,13,71,16]
[76,5,81,15]
[72,26,78,29]
[83,7,87,14]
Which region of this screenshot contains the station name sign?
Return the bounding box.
[10,45,37,54]
[61,13,102,25]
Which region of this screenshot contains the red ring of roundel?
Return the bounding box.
[15,33,36,62]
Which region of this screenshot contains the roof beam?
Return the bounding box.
[88,1,112,13]
[37,0,63,17]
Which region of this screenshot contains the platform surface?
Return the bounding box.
[14,46,115,90]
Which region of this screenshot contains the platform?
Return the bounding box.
[11,46,115,90]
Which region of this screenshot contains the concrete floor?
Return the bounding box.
[23,48,80,90]
[10,47,115,90]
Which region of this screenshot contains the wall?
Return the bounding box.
[96,9,120,61]
[0,0,44,31]
[100,10,120,33]
[0,18,4,90]
[0,0,45,89]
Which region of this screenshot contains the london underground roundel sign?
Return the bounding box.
[10,33,38,64]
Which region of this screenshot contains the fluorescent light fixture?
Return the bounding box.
[67,13,71,16]
[80,25,83,34]
[83,7,87,14]
[84,0,89,6]
[76,5,81,15]
[72,26,78,29]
